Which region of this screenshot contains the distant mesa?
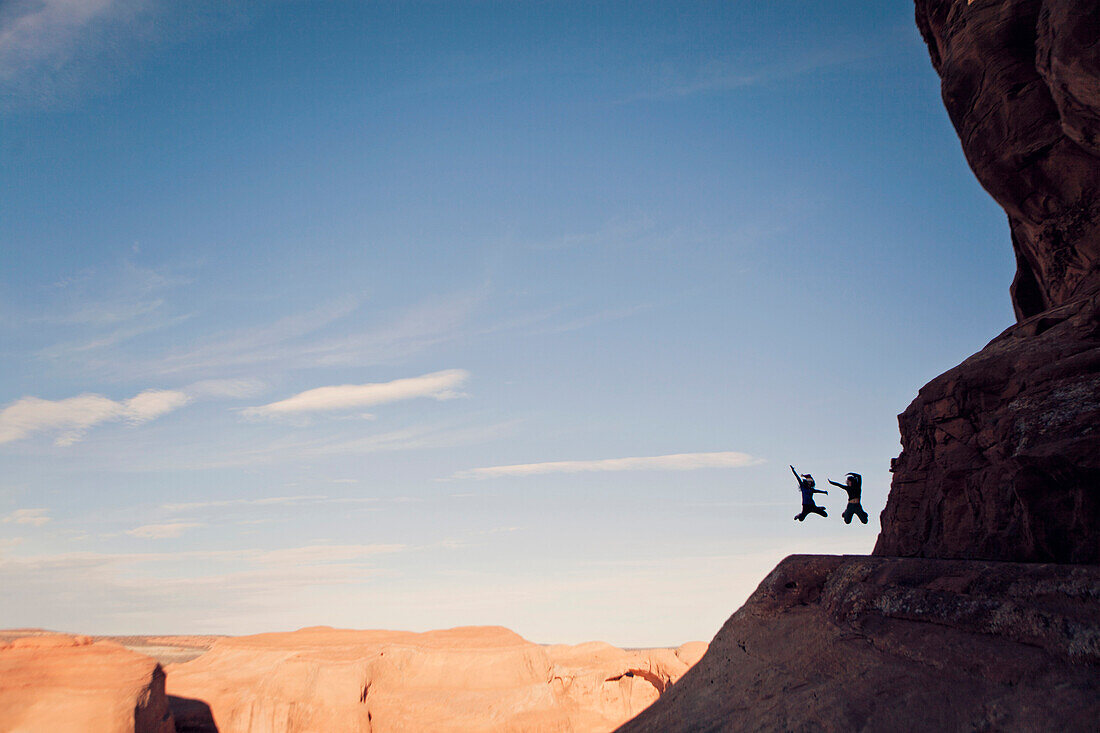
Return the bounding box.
[166,625,705,733]
[0,626,706,733]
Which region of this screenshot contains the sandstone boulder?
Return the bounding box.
[0,633,174,733]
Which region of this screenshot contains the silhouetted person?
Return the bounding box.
[828,473,868,524]
[791,465,827,521]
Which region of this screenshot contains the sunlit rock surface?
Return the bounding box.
[166,625,705,733]
[0,633,174,733]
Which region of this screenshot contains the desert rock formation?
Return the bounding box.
[916,0,1100,320]
[619,555,1100,732]
[620,1,1100,730]
[875,0,1100,563]
[0,633,174,733]
[874,293,1100,562]
[166,625,704,733]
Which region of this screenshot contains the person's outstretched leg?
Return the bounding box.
[812,505,827,518]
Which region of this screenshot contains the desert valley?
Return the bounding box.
[0,627,706,732]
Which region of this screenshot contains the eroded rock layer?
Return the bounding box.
[0,634,175,733]
[165,625,705,733]
[619,555,1100,732]
[874,0,1100,562]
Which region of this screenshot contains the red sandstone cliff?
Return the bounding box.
[874,0,1100,563]
[620,2,1100,729]
[619,555,1100,732]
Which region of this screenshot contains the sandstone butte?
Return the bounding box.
[5,1,1100,731]
[0,634,174,733]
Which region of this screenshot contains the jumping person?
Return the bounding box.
[791,465,828,521]
[828,473,868,524]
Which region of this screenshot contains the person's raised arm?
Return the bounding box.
[828,479,846,489]
[790,465,800,482]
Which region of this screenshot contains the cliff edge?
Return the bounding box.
[621,2,1100,729]
[875,0,1100,563]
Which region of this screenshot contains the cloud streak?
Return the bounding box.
[125,522,203,539]
[0,0,121,79]
[0,389,190,446]
[127,294,480,379]
[2,508,51,527]
[161,495,331,513]
[454,451,763,479]
[243,369,469,419]
[618,46,875,104]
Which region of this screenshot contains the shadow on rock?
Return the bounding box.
[168,695,218,733]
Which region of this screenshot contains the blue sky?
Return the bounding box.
[0,1,1012,646]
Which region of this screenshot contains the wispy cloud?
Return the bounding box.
[0,541,409,631]
[527,212,657,251]
[37,262,181,324]
[125,522,203,539]
[454,451,763,479]
[161,495,338,512]
[2,508,51,527]
[618,47,872,104]
[243,369,469,419]
[0,388,190,446]
[281,420,516,461]
[31,261,191,361]
[148,296,361,375]
[74,419,517,472]
[115,293,481,380]
[184,378,267,400]
[0,0,127,78]
[256,544,404,565]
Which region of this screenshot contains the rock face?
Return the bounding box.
[619,6,1100,730]
[0,633,175,733]
[915,0,1100,319]
[874,0,1100,563]
[619,555,1100,732]
[166,625,704,733]
[875,294,1100,562]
